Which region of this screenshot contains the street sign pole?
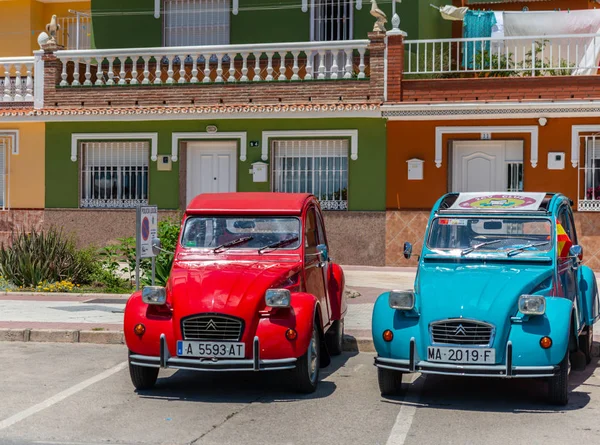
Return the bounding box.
[135,205,141,290]
[151,256,156,286]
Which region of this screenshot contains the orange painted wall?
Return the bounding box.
[386,117,600,210]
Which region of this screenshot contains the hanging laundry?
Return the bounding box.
[463,10,497,68]
[439,5,469,21]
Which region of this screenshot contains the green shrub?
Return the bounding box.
[142,217,181,287]
[0,227,91,288]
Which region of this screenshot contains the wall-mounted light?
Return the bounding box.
[538,117,548,127]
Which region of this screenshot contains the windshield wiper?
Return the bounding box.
[258,236,299,254]
[213,236,254,253]
[461,240,503,256]
[506,242,549,257]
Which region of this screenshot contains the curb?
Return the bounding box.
[0,328,124,345]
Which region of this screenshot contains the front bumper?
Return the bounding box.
[374,339,559,378]
[129,334,297,372]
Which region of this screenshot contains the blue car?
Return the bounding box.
[372,192,599,405]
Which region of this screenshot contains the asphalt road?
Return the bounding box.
[0,343,599,445]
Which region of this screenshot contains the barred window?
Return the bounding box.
[578,135,600,211]
[312,0,353,41]
[272,139,348,211]
[0,138,7,210]
[80,141,149,209]
[164,0,230,47]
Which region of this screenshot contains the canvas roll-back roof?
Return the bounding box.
[186,193,314,215]
[438,192,555,213]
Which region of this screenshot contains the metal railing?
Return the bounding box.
[54,40,370,86]
[404,33,600,77]
[0,57,36,103]
[578,135,600,212]
[57,12,92,50]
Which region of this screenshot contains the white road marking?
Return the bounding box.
[0,361,127,431]
[354,363,365,372]
[385,374,425,445]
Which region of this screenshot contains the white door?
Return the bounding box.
[187,141,237,205]
[452,141,523,193]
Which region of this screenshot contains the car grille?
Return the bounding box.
[182,315,243,341]
[430,320,494,346]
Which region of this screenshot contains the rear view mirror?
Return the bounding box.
[317,244,329,263]
[152,238,162,256]
[570,245,583,261]
[483,221,503,230]
[403,242,413,259]
[234,220,256,229]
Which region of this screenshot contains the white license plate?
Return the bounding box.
[177,341,245,359]
[427,346,495,364]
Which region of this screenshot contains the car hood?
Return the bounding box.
[416,262,554,345]
[168,259,302,334]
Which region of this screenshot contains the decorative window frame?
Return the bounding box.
[571,125,600,168]
[0,130,17,211]
[171,132,247,162]
[435,126,539,168]
[261,130,358,161]
[71,133,158,162]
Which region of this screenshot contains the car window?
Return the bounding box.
[305,207,319,256]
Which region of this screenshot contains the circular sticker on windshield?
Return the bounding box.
[458,194,537,209]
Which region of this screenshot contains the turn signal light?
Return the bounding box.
[540,336,552,349]
[134,323,146,337]
[383,330,394,342]
[285,329,298,341]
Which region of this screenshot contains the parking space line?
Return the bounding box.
[0,361,127,431]
[385,375,425,445]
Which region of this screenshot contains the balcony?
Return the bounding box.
[40,37,381,110]
[0,57,39,107]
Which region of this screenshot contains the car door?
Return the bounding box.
[557,205,584,331]
[304,205,331,328]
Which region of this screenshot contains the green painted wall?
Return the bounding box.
[418,0,451,40]
[46,118,386,211]
[91,0,161,49]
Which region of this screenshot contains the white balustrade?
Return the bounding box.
[404,33,600,77]
[54,40,370,87]
[0,57,35,103]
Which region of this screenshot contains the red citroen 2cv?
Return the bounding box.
[125,193,346,393]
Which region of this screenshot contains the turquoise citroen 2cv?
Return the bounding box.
[372,193,599,405]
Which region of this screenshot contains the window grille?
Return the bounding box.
[80,142,149,209]
[0,138,6,210]
[312,0,353,41]
[57,13,92,50]
[272,139,348,211]
[506,162,524,192]
[578,135,600,211]
[164,0,231,47]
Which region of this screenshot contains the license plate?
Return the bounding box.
[427,346,495,364]
[177,341,245,359]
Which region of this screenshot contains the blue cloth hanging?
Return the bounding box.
[463,10,497,68]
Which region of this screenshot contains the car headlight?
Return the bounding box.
[142,286,167,305]
[518,295,546,316]
[265,289,291,308]
[389,290,415,311]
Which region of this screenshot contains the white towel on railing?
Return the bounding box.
[504,10,600,76]
[439,5,469,21]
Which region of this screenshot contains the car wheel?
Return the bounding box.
[548,351,569,406]
[578,325,593,365]
[128,352,159,390]
[325,319,344,356]
[378,367,405,396]
[292,322,320,394]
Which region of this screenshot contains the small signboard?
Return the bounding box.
[449,193,546,212]
[138,206,158,258]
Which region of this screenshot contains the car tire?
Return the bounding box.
[378,367,405,396]
[292,322,320,394]
[128,353,159,391]
[325,319,344,356]
[548,351,569,406]
[578,325,593,365]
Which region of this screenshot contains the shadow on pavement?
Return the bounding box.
[136,351,357,403]
[381,359,598,413]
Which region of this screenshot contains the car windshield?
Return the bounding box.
[427,217,553,255]
[181,216,301,250]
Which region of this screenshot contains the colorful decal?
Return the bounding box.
[439,219,468,226]
[450,193,546,212]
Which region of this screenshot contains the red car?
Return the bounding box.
[125,193,347,393]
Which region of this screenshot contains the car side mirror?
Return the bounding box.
[152,237,162,256]
[317,244,329,263]
[403,242,413,260]
[570,245,583,261]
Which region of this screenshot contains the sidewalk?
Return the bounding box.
[1,267,599,355]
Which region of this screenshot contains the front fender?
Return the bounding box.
[327,263,347,322]
[124,292,175,356]
[579,265,599,326]
[257,292,319,360]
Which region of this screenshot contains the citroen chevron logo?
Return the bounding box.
[454,324,467,336]
[205,319,218,331]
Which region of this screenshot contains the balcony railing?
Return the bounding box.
[57,12,92,50]
[404,33,600,78]
[1,57,36,103]
[54,40,370,87]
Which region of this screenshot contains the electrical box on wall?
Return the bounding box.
[407,158,424,180]
[157,155,172,171]
[548,152,565,170]
[251,161,268,182]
